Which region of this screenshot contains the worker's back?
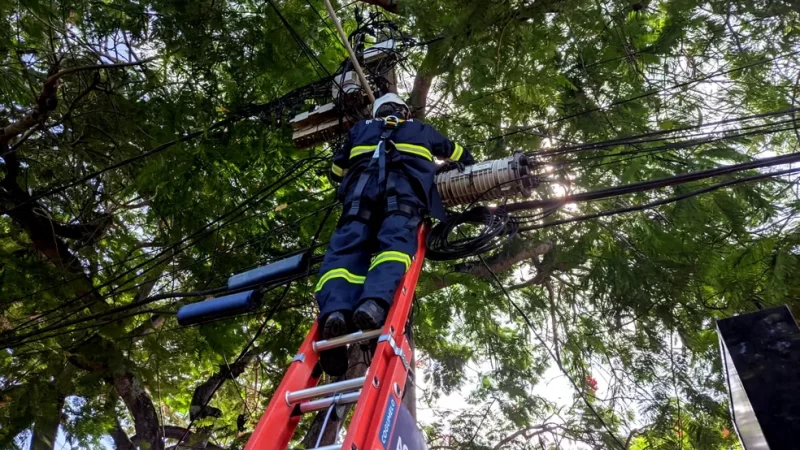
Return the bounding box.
[333,118,473,220]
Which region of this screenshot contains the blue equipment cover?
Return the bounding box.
[177,290,258,326]
[227,253,307,291]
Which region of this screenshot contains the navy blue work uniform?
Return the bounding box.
[315,117,474,319]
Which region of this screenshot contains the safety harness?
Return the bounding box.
[345,116,424,226]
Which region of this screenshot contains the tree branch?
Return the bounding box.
[357,0,399,13]
[408,41,454,120]
[0,57,155,147]
[492,424,558,450]
[110,419,137,450]
[462,240,553,279]
[189,349,259,421]
[135,426,224,450]
[43,57,157,86]
[51,214,114,244]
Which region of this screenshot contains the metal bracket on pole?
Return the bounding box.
[322,0,377,104]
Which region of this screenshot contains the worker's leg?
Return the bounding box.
[315,219,372,317]
[314,171,379,375]
[314,218,372,376]
[354,173,424,330]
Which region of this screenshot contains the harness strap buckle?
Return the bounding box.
[347,199,361,217]
[387,195,399,212]
[383,115,400,129]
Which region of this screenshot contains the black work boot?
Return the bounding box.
[319,312,349,377]
[353,299,387,331]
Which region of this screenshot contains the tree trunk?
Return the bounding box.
[29,393,65,450]
[401,327,416,419]
[110,419,137,450]
[113,373,164,450]
[301,345,369,448]
[407,40,457,120]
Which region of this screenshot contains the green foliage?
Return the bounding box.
[1,0,799,448]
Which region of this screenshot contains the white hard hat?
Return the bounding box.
[372,93,408,118]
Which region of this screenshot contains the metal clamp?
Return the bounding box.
[377,333,411,372]
[293,353,306,363]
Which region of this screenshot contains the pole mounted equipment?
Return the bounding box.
[436,152,539,207]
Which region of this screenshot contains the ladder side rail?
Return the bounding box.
[361,336,413,449]
[341,224,428,450]
[245,321,322,450]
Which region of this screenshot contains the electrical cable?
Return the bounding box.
[558,122,797,171]
[267,0,333,79]
[172,282,294,449]
[427,149,800,260]
[505,151,800,213]
[476,252,628,449]
[426,206,517,261]
[4,196,336,348]
[3,121,232,214]
[2,200,335,322]
[539,108,800,157]
[0,204,324,350]
[0,157,324,339]
[5,260,323,348]
[474,50,800,147]
[2,74,335,215]
[517,166,800,232]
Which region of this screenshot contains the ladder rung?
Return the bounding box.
[286,376,366,405]
[310,445,341,450]
[312,329,382,353]
[299,390,361,414]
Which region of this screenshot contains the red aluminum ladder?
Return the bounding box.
[245,224,428,450]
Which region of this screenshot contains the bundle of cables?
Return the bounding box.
[425,206,518,261]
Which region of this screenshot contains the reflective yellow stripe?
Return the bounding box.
[350,145,375,159]
[331,164,344,177]
[394,143,433,161]
[369,251,411,271]
[451,143,464,161]
[315,268,366,292]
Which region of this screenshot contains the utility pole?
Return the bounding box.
[323,0,376,104]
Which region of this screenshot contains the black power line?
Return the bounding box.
[474,50,800,147]
[506,151,800,212]
[0,157,324,341]
[539,108,800,157]
[3,197,336,307]
[518,166,800,231]
[173,282,294,449]
[4,209,335,348]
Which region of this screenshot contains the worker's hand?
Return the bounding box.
[436,160,465,175]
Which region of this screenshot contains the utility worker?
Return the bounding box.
[315,93,474,376]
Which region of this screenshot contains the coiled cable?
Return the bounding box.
[426,206,518,261]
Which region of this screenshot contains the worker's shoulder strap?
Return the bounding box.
[386,172,424,228]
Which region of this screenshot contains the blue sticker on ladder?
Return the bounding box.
[379,395,398,449]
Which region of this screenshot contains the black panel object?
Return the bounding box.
[717,305,800,450]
